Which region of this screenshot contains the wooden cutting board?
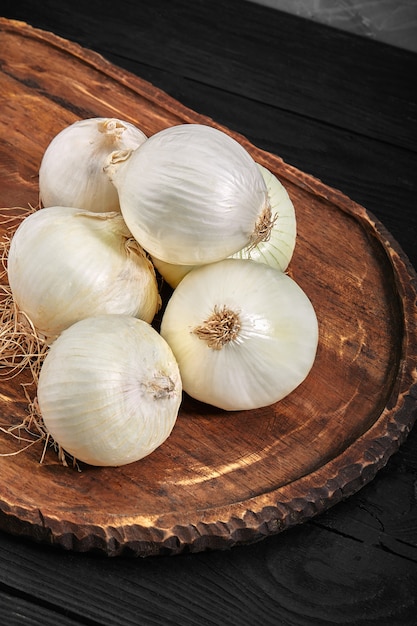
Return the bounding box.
[0,18,416,557]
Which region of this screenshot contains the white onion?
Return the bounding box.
[160,259,318,411]
[7,207,160,342]
[152,164,297,287]
[39,117,147,213]
[105,124,270,265]
[37,315,182,466]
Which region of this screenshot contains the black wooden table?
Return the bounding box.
[1,1,417,624]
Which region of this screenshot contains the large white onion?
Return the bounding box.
[37,315,182,467]
[105,124,270,265]
[160,259,318,411]
[7,207,160,342]
[152,163,297,287]
[39,117,147,213]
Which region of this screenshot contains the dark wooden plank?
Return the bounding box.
[0,590,83,626]
[3,0,416,150]
[1,521,416,626]
[315,421,417,556]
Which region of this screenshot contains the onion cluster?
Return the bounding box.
[4,117,318,467]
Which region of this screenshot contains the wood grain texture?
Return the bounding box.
[0,18,416,558]
[1,515,416,626]
[3,0,417,275]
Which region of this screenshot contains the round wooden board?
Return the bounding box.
[0,18,416,557]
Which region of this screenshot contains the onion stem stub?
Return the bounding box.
[144,374,176,399]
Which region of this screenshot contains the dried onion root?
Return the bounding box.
[0,287,49,379]
[0,381,77,468]
[0,206,49,379]
[0,206,66,464]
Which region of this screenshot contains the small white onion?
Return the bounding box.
[105,124,270,265]
[152,164,297,287]
[39,117,147,213]
[160,259,318,411]
[37,315,182,467]
[7,207,160,342]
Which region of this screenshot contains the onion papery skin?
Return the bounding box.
[160,259,318,411]
[39,117,147,213]
[151,164,296,288]
[106,124,269,265]
[7,207,161,343]
[37,315,182,467]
